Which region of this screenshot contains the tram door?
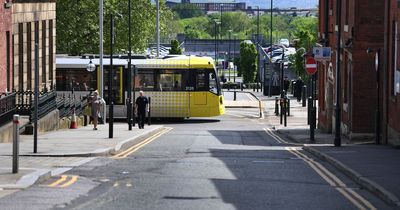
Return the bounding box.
[194,71,207,105]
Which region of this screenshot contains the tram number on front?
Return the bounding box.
[186,86,194,91]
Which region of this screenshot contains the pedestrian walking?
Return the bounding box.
[294,77,304,102]
[283,76,290,93]
[135,91,149,129]
[90,90,101,130]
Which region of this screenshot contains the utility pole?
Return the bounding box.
[334,0,342,147]
[99,0,105,123]
[268,0,273,97]
[156,0,160,57]
[256,6,261,92]
[127,0,133,130]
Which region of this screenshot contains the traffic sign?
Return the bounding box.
[305,57,317,75]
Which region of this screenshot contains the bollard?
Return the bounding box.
[13,114,20,174]
[241,83,244,91]
[287,97,290,116]
[302,85,307,107]
[283,98,287,127]
[253,85,255,92]
[307,97,312,125]
[280,98,283,125]
[275,97,279,116]
[234,91,237,101]
[148,97,151,126]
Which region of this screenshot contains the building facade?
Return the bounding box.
[11,0,56,92]
[0,0,13,92]
[317,0,385,140]
[384,0,400,145]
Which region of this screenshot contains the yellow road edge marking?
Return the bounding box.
[59,175,78,188]
[112,127,173,159]
[286,147,376,210]
[48,175,68,187]
[112,127,172,158]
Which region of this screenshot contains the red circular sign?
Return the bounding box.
[305,57,317,75]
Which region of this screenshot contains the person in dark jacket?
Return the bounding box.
[135,91,149,129]
[295,77,304,102]
[283,76,290,94]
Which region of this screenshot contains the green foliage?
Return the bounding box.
[239,42,258,83]
[56,0,174,55]
[172,4,203,19]
[288,17,317,79]
[169,40,182,54]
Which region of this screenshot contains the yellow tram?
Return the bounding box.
[56,55,225,118]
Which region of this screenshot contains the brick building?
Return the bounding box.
[317,0,385,140]
[384,0,400,145]
[11,0,56,92]
[0,0,13,92]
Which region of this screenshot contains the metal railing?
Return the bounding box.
[15,89,58,122]
[57,93,89,119]
[0,92,17,126]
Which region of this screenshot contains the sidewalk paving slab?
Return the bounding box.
[0,123,164,193]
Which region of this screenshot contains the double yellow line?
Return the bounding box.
[264,128,290,144]
[112,127,173,159]
[286,147,376,210]
[48,175,78,188]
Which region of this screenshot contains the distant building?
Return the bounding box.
[166,0,246,12]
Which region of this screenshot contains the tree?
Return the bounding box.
[56,0,174,55]
[239,42,258,83]
[172,4,203,19]
[169,40,182,54]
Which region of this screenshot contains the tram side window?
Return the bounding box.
[136,73,154,91]
[157,73,182,91]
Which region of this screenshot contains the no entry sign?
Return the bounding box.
[305,57,317,75]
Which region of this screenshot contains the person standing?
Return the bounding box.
[295,77,304,102]
[91,90,101,130]
[135,91,149,129]
[283,76,290,93]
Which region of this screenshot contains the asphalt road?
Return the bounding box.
[0,109,391,210]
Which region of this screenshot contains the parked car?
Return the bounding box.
[280,38,290,47]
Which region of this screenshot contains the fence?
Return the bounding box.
[0,92,16,126]
[57,93,89,119]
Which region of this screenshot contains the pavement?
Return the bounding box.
[0,123,164,194]
[246,89,400,209]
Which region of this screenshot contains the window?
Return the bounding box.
[6,31,10,91]
[18,23,23,91]
[42,20,47,87]
[157,70,183,91]
[209,71,218,94]
[49,20,53,87]
[27,22,32,90]
[196,72,207,91]
[136,69,155,91]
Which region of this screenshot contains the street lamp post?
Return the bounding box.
[233,34,237,83]
[127,0,133,130]
[334,0,342,147]
[99,0,106,124]
[214,19,220,65]
[228,29,232,82]
[256,6,260,92]
[268,0,273,97]
[367,48,381,145]
[109,12,114,139]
